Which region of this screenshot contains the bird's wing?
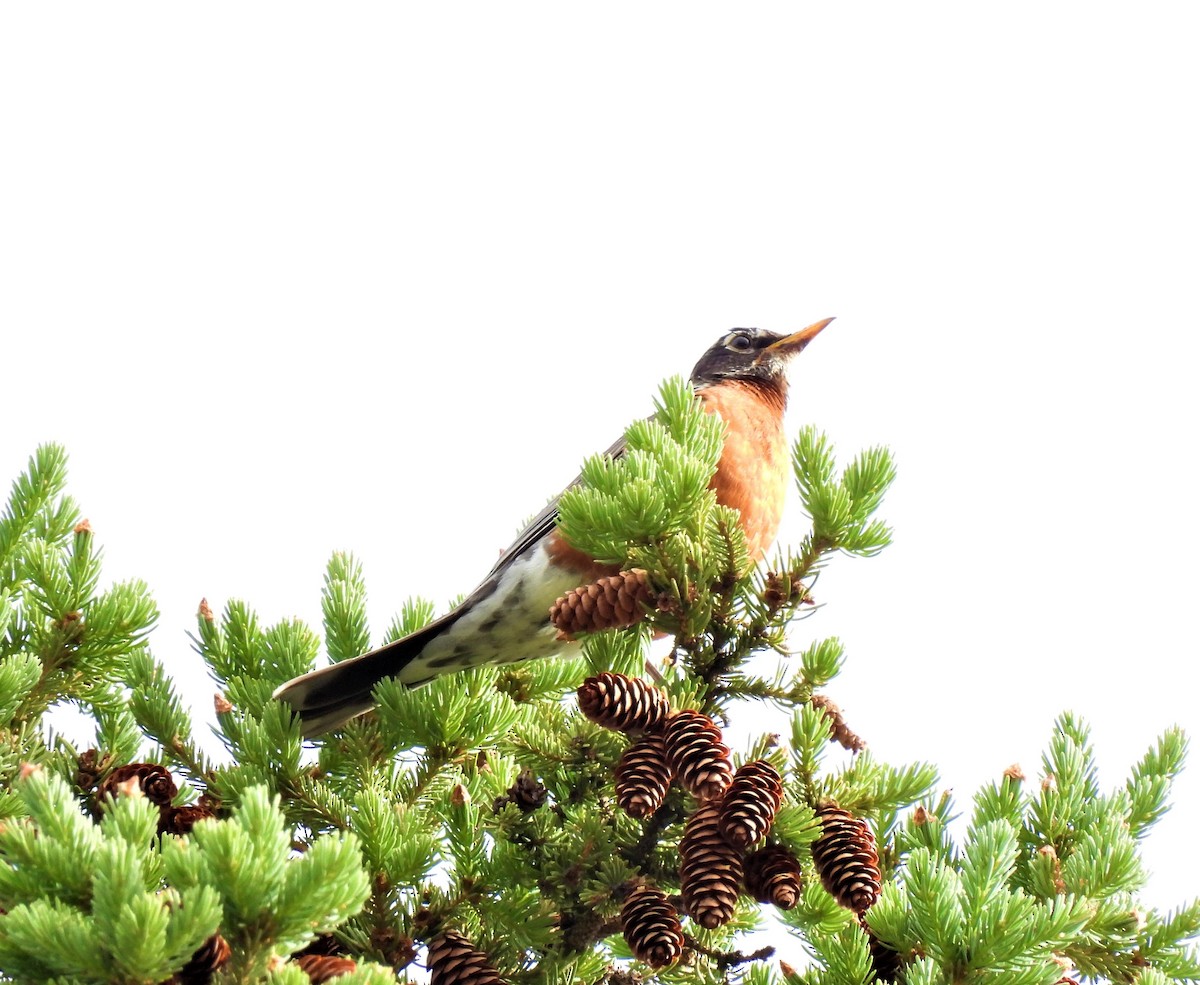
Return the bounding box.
[481,432,629,579]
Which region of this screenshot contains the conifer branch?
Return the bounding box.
[1,405,1196,985]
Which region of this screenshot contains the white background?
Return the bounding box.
[3,0,1197,948]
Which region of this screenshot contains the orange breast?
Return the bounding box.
[545,529,621,581]
[698,383,789,563]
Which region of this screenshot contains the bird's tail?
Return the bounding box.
[272,617,451,738]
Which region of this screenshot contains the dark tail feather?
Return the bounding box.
[273,619,448,738]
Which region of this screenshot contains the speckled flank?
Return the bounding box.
[396,541,584,684]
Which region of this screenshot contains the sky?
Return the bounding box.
[2,0,1198,948]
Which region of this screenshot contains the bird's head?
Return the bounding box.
[689,318,833,399]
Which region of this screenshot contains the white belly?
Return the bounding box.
[397,541,585,684]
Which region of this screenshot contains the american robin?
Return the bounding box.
[274,319,832,736]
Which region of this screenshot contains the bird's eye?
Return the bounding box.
[727,333,753,352]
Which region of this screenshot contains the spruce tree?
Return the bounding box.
[0,381,1195,984]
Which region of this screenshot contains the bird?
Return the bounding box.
[274,319,833,736]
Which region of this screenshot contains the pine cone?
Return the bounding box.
[679,802,743,928]
[663,710,732,802]
[295,934,346,957]
[622,886,684,969]
[861,915,904,983]
[810,695,866,753]
[719,761,784,848]
[743,844,803,909]
[615,732,673,818]
[577,672,669,734]
[762,570,811,610]
[171,933,231,985]
[811,804,882,914]
[295,953,357,982]
[550,569,653,639]
[493,768,547,813]
[160,801,216,836]
[427,930,507,985]
[98,763,178,808]
[74,748,103,792]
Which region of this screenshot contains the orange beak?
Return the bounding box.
[767,316,835,354]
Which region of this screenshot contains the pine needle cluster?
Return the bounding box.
[0,378,1195,984]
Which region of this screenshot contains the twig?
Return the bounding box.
[683,933,776,969]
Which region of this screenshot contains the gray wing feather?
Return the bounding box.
[479,433,628,580]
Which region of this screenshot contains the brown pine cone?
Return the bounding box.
[743,844,803,909]
[861,915,904,983]
[663,710,732,802]
[577,672,669,734]
[74,748,104,793]
[811,804,882,914]
[427,930,507,985]
[679,802,743,929]
[622,886,684,969]
[615,732,673,818]
[550,569,653,639]
[492,768,547,813]
[719,761,784,848]
[171,933,231,985]
[295,934,346,957]
[98,763,178,808]
[762,570,814,612]
[810,695,866,753]
[295,953,357,982]
[160,801,216,836]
